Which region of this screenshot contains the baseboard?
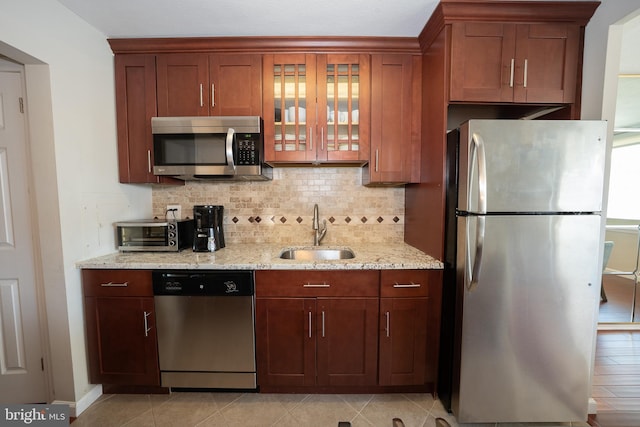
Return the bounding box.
[53,384,102,418]
[588,397,598,416]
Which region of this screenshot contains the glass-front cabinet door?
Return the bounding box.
[317,54,370,163]
[263,53,369,164]
[263,54,317,162]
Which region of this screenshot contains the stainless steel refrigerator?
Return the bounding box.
[439,119,607,423]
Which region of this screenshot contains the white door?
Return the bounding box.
[0,67,47,402]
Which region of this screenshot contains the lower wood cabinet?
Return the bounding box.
[82,269,160,386]
[255,270,379,390]
[255,269,442,392]
[379,270,431,386]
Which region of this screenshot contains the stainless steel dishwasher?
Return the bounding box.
[152,270,256,390]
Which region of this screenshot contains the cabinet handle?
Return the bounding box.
[100,281,129,287]
[211,83,215,108]
[393,282,421,288]
[523,59,528,88]
[143,311,152,337]
[308,311,312,338]
[199,84,203,107]
[303,282,330,288]
[321,127,324,151]
[509,58,515,88]
[147,150,152,174]
[375,149,379,172]
[309,127,313,150]
[385,311,390,337]
[321,311,326,338]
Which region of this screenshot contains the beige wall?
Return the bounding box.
[153,168,404,245]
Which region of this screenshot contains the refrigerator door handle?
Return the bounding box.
[469,132,488,214]
[465,215,485,291]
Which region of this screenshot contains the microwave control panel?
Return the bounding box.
[237,136,260,165]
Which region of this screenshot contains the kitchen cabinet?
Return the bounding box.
[262,54,370,164]
[364,54,421,185]
[156,53,262,117]
[114,54,179,184]
[379,270,431,386]
[255,270,379,390]
[450,22,580,104]
[82,269,160,386]
[405,1,598,260]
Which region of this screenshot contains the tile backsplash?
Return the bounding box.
[152,167,404,245]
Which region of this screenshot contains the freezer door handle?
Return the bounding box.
[466,215,485,292]
[469,132,488,214]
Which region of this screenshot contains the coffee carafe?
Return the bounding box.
[193,205,225,252]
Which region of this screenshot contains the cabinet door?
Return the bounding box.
[450,22,516,103]
[114,55,160,184]
[513,24,579,103]
[255,298,316,387]
[209,54,262,116]
[85,296,160,386]
[367,54,420,184]
[316,54,370,163]
[317,298,378,386]
[379,297,428,386]
[263,54,317,162]
[156,53,209,116]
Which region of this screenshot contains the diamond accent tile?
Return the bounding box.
[248,217,255,223]
[377,216,384,223]
[232,217,239,223]
[345,217,352,223]
[296,217,303,223]
[280,217,287,223]
[329,217,335,224]
[360,216,368,223]
[393,216,400,223]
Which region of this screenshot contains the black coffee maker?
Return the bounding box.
[193,205,225,252]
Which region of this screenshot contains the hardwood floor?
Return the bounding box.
[599,276,639,323]
[589,330,640,427]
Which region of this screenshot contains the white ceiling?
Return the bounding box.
[55,0,440,38]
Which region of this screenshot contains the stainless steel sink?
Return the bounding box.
[279,247,355,261]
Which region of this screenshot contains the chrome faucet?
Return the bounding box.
[312,203,327,246]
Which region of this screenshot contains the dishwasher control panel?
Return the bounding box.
[152,270,254,296]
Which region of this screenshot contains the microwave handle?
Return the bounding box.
[226,127,236,173]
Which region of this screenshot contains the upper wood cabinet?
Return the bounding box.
[262,53,370,164]
[156,53,262,117]
[450,22,580,104]
[114,54,181,184]
[364,54,421,186]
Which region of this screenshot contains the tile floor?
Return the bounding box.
[71,391,596,427]
[71,392,456,427]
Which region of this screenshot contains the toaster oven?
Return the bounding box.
[115,219,194,252]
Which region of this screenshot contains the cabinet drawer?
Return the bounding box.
[256,270,379,297]
[82,269,153,297]
[380,270,437,297]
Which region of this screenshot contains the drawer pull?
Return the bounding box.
[100,282,129,287]
[308,311,312,338]
[303,282,330,288]
[321,311,326,338]
[393,282,421,288]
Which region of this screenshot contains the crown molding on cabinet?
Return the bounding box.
[108,36,422,55]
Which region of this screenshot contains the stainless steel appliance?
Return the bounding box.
[152,270,256,390]
[439,120,607,423]
[115,219,194,252]
[152,116,272,181]
[193,205,225,252]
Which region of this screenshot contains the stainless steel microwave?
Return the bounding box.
[151,116,272,181]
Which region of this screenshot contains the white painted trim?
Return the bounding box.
[588,398,598,415]
[55,384,102,418]
[598,322,640,331]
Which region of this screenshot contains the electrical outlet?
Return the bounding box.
[166,204,182,220]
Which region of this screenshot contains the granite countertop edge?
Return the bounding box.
[76,243,444,270]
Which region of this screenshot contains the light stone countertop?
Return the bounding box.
[76,243,443,270]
